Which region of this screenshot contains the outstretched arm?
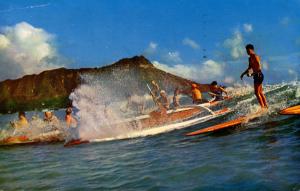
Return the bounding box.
[240,69,249,80]
[240,62,251,80]
[220,87,228,95]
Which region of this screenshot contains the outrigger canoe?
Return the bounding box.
[0,98,231,146]
[65,106,231,146]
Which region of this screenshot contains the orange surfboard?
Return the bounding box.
[279,105,300,115]
[186,116,247,136]
[64,139,90,147]
[186,110,263,136]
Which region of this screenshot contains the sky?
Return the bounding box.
[0,0,299,85]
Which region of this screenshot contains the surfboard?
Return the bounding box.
[279,105,300,115]
[186,110,264,136]
[186,116,246,136]
[64,139,90,147]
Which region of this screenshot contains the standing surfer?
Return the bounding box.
[240,44,268,109]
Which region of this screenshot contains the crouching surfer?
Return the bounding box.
[191,83,207,104]
[209,81,228,101]
[240,44,268,109]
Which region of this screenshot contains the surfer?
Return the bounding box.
[209,81,228,101]
[65,107,77,127]
[240,44,268,109]
[158,90,170,110]
[44,111,60,129]
[10,111,29,128]
[172,87,180,109]
[191,83,207,104]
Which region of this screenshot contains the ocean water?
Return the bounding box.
[0,82,299,190]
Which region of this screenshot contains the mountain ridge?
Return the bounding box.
[0,56,210,114]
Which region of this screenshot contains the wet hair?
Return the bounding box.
[245,44,254,50]
[211,81,218,86]
[18,111,25,117]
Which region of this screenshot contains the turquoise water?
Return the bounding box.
[0,83,299,190]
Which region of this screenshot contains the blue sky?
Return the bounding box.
[0,0,299,84]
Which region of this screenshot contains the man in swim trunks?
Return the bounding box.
[240,44,268,109]
[209,81,228,101]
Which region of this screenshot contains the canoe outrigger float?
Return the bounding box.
[0,130,63,146]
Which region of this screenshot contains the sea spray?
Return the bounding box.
[69,74,146,140]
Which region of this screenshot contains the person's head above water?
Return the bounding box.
[245,44,255,55]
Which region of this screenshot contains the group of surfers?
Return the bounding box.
[10,107,77,130]
[148,80,228,111]
[144,43,268,114]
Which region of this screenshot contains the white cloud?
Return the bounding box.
[223,30,245,59]
[0,22,67,81]
[243,23,253,33]
[162,51,182,63]
[182,37,200,49]
[144,41,158,55]
[280,17,290,25]
[0,34,10,49]
[153,59,224,82]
